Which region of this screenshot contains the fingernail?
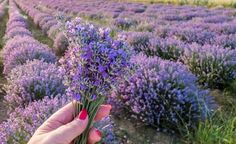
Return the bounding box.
[77,109,87,120]
[107,104,112,110]
[95,129,102,137]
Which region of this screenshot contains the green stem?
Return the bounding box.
[75,96,105,144]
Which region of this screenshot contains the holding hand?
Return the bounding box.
[28,102,112,144]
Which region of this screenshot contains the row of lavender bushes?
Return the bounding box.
[0,1,118,143]
[15,0,68,56]
[124,32,236,89]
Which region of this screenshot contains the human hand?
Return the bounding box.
[28,102,112,144]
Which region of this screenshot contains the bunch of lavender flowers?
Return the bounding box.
[181,43,236,88]
[109,54,215,133]
[4,60,66,109]
[65,17,101,45]
[60,17,130,144]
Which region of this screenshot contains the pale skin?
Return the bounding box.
[28,103,112,144]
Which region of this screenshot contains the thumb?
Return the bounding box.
[49,109,89,144]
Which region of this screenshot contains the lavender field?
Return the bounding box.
[0,0,236,143]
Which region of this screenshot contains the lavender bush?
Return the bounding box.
[4,60,66,109]
[125,32,152,53]
[211,34,236,49]
[53,32,69,55]
[181,43,236,88]
[5,27,32,39]
[47,24,61,39]
[135,21,155,32]
[109,54,215,133]
[173,28,217,45]
[6,21,28,33]
[3,42,57,74]
[2,36,40,61]
[114,18,137,30]
[150,37,185,60]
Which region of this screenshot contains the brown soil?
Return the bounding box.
[112,112,177,144]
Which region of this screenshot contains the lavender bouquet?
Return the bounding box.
[60,18,130,144]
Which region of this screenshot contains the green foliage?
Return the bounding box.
[183,109,236,144]
[183,90,236,144]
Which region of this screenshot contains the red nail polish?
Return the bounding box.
[77,109,87,120]
[96,129,102,137]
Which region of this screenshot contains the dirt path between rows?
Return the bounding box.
[0,7,8,122]
[0,59,7,122]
